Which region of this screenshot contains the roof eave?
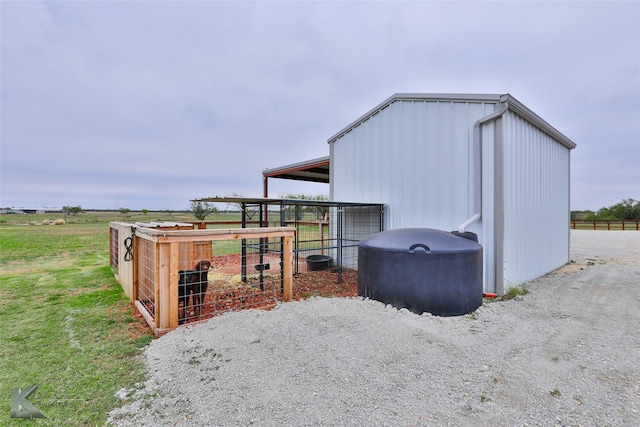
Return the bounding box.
[327,92,576,150]
[327,93,504,144]
[500,94,576,149]
[194,196,383,207]
[262,155,330,183]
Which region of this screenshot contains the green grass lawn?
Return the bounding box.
[0,223,154,426]
[0,211,330,425]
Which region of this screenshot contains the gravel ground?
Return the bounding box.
[109,230,640,426]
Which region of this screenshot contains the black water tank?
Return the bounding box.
[358,228,483,316]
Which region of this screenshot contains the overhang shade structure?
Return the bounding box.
[262,156,329,197]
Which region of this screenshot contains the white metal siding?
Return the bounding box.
[329,94,573,295]
[331,99,496,232]
[501,110,571,288]
[480,122,497,293]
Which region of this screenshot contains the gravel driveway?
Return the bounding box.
[109,230,640,426]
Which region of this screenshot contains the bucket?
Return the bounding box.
[306,255,331,271]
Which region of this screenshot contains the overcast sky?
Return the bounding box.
[2,1,638,212]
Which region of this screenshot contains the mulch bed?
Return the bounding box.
[138,253,360,326]
[181,268,358,324]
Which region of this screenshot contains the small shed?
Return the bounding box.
[327,93,576,294]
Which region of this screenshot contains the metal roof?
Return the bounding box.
[262,156,330,183]
[327,93,576,150]
[194,196,382,207]
[259,94,575,188]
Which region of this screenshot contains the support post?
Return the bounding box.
[283,235,293,302]
[158,242,170,330]
[259,204,265,290]
[132,234,139,301]
[153,240,161,329]
[337,205,343,283]
[241,203,247,283]
[169,242,179,328]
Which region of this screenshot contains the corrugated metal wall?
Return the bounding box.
[331,99,496,232]
[480,121,498,293]
[330,95,572,294]
[331,99,499,292]
[501,110,571,288]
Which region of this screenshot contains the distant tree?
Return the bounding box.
[225,193,245,211]
[141,209,149,216]
[570,210,596,220]
[62,205,82,216]
[223,193,263,220]
[596,199,640,220]
[280,193,329,221]
[190,201,216,221]
[311,194,330,221]
[119,207,131,217]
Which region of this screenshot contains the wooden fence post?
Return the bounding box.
[283,235,293,302]
[169,242,179,328]
[132,234,139,301]
[158,242,171,330]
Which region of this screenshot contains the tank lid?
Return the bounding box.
[359,228,481,254]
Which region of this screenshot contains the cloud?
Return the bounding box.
[1,1,638,211]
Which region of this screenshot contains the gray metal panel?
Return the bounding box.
[329,93,575,294]
[500,110,572,288]
[328,93,577,150]
[331,98,496,233]
[500,94,576,150]
[328,93,503,144]
[480,120,497,293]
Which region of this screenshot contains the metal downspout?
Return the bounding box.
[457,102,509,233]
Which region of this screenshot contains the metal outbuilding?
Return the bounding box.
[327,93,576,294]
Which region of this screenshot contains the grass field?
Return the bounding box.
[0,221,154,426]
[0,210,332,425]
[0,210,212,226]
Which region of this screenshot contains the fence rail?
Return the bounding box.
[110,222,295,335]
[571,220,640,230]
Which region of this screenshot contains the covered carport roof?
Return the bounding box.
[262,156,330,183]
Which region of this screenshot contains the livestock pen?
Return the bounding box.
[110,223,295,335]
[193,197,385,280]
[110,200,383,335]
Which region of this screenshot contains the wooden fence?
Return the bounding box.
[110,222,295,335]
[571,220,640,230]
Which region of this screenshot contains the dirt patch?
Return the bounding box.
[553,262,584,274]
